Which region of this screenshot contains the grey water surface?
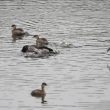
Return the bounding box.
[0,0,110,110]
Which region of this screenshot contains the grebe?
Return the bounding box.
[11,24,28,41]
[31,82,47,103]
[33,35,48,45]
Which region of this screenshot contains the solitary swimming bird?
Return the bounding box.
[33,35,48,45]
[31,82,47,103]
[11,24,27,41]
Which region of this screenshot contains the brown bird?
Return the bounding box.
[11,24,26,41]
[31,82,47,103]
[33,35,49,46]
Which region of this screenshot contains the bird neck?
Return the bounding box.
[41,85,45,91]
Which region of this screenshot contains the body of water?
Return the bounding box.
[0,0,110,110]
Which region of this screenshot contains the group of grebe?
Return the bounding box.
[11,24,57,57]
[11,24,48,44]
[11,25,54,103]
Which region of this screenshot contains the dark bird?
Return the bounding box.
[21,45,54,53]
[33,35,49,46]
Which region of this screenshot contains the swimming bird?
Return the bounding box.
[21,44,56,58]
[11,24,27,41]
[21,45,53,53]
[33,35,49,46]
[31,82,47,103]
[21,45,38,53]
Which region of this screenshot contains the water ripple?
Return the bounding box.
[0,0,110,110]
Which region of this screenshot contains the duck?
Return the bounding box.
[21,45,53,53]
[11,24,27,41]
[21,44,56,58]
[31,82,47,103]
[21,45,38,53]
[33,35,49,45]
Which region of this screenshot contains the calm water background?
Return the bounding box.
[0,0,110,110]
